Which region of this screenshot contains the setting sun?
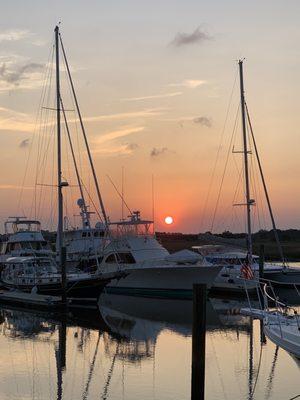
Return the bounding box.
[164,216,173,225]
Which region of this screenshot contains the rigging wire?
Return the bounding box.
[200,68,238,231]
[210,104,240,232]
[59,31,108,227]
[245,103,285,264]
[17,40,55,216]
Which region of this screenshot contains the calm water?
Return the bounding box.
[0,290,299,400]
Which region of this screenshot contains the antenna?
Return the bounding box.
[121,166,124,220]
[152,174,155,234]
[106,175,132,216]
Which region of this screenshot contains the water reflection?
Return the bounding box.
[0,289,298,400]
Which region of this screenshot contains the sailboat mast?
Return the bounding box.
[55,25,67,301]
[239,59,253,261]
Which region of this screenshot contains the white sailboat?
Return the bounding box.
[202,60,300,293]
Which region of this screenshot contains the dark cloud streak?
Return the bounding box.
[150,147,168,157]
[170,27,211,47]
[0,62,44,85]
[193,116,212,127]
[19,138,30,148]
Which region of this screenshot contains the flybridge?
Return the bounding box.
[109,211,154,236]
[5,217,41,234]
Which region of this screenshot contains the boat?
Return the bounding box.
[62,199,108,272]
[0,25,121,300]
[1,256,117,298]
[199,60,300,292]
[0,217,54,265]
[263,283,300,358]
[242,282,300,358]
[194,245,300,292]
[98,212,222,299]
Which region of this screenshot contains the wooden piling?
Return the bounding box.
[191,284,206,400]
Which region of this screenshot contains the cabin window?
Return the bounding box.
[94,231,98,237]
[116,253,136,264]
[82,232,87,238]
[105,254,117,263]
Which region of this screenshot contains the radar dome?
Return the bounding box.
[77,198,84,207]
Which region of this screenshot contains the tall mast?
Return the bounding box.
[239,59,253,262]
[58,35,108,229]
[55,25,67,302]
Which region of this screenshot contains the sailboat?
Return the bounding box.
[202,60,300,292]
[1,26,121,299]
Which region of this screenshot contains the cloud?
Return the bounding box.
[79,108,163,123]
[170,27,211,47]
[150,147,169,157]
[0,184,33,190]
[96,126,145,145]
[122,92,182,102]
[193,116,212,127]
[0,29,30,43]
[0,106,35,133]
[169,79,206,89]
[0,62,44,86]
[19,138,30,148]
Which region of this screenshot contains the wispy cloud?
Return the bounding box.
[0,106,35,133]
[193,116,212,127]
[93,144,138,156]
[0,184,33,190]
[0,107,162,134]
[169,79,206,89]
[93,127,144,156]
[121,92,182,102]
[170,27,211,47]
[95,126,145,145]
[0,29,30,43]
[78,108,163,123]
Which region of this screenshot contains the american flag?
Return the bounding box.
[240,256,254,280]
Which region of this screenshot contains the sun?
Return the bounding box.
[165,216,173,225]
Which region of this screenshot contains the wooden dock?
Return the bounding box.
[0,290,64,310]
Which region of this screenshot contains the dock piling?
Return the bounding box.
[191,284,206,400]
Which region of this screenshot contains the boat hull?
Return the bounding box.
[106,265,222,299]
[264,321,300,358]
[263,269,300,287]
[1,275,112,298]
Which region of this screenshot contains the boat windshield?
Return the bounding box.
[5,218,41,234]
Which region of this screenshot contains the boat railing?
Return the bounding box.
[242,277,300,335]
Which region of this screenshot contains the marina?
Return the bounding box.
[0,2,300,399]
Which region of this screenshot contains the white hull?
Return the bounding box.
[106,265,222,297]
[264,317,300,358]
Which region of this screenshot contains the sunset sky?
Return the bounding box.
[0,0,300,233]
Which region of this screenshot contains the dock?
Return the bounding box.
[0,290,64,310]
[0,290,100,311]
